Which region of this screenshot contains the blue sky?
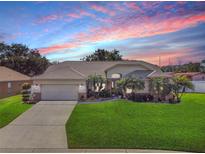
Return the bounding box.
[0,1,205,65]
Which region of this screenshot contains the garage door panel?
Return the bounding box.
[41,84,78,100]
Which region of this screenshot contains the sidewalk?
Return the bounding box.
[0,148,184,153]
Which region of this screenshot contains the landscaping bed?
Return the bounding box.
[66,93,205,152]
[0,95,32,128]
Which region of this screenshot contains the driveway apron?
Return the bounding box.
[0,101,76,149]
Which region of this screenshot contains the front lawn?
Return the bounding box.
[0,95,32,128]
[66,93,205,152]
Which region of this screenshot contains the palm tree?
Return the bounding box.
[88,74,106,92]
[116,77,145,98]
[171,75,194,102]
[116,78,129,98]
[126,78,145,93]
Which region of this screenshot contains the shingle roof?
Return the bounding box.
[34,65,86,80]
[175,72,203,77]
[0,66,30,82]
[124,70,154,79]
[35,60,161,80]
[148,71,174,78]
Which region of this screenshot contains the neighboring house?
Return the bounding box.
[0,66,31,98]
[34,61,161,101]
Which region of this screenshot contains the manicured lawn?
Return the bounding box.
[66,93,205,152]
[0,95,32,128]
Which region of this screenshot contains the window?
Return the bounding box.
[111,73,121,79]
[8,82,12,94]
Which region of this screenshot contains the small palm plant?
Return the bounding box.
[116,77,145,98]
[116,78,129,98]
[126,78,145,93]
[88,74,106,92]
[171,75,194,102]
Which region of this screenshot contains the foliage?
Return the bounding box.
[126,93,154,102]
[149,76,194,102]
[66,93,205,152]
[149,77,172,101]
[126,78,145,93]
[0,42,50,76]
[88,74,106,92]
[161,62,201,72]
[81,49,122,61]
[21,83,31,103]
[0,95,32,128]
[171,75,194,102]
[116,78,129,98]
[99,89,111,98]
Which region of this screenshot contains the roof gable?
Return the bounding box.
[0,66,30,82]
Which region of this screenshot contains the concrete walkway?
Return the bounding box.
[0,148,184,153]
[0,101,77,150]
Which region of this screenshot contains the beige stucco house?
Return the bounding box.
[34,61,162,101]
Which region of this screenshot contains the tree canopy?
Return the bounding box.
[0,42,50,76]
[81,49,122,61]
[161,62,203,72]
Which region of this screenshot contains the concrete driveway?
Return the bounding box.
[0,101,77,151]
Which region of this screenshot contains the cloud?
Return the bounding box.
[36,14,61,24]
[125,2,142,12]
[39,12,205,54]
[90,4,115,16]
[67,10,95,19]
[124,49,190,66]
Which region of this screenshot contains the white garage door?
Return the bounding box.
[41,84,79,100]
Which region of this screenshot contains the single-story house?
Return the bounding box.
[0,66,31,98]
[34,61,161,101]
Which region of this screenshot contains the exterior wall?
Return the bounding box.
[185,81,205,93]
[34,79,85,85]
[192,74,205,81]
[107,64,150,79]
[0,80,32,99]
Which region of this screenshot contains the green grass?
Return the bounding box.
[66,93,205,152]
[0,95,32,128]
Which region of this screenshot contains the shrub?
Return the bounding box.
[99,89,111,98]
[21,83,31,103]
[127,93,154,102]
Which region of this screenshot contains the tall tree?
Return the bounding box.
[81,49,122,61]
[0,42,50,76]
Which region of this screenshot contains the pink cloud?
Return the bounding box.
[124,49,190,66]
[39,13,205,54]
[126,2,142,12]
[36,14,61,24]
[90,4,115,16]
[67,10,95,19]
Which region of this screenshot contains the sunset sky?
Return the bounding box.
[0,1,205,66]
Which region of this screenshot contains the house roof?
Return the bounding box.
[148,71,174,78]
[34,65,86,80]
[175,72,203,77]
[124,70,154,79]
[35,60,161,80]
[0,66,30,82]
